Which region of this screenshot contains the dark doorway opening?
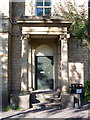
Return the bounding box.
[35,56,54,90]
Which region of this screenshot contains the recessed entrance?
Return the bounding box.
[35,56,53,90]
[35,44,54,90]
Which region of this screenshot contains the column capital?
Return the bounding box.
[60,34,70,40]
[21,34,30,40]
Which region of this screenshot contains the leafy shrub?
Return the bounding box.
[83,80,90,101]
[3,105,23,112]
[3,105,13,112]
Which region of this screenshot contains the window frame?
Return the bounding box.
[36,0,52,16]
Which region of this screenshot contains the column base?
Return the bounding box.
[61,94,81,109]
[10,92,30,109]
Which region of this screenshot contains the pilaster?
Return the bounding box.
[21,34,29,91]
[28,37,33,91]
[57,39,61,90]
[60,33,69,94]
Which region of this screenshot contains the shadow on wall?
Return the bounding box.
[0,31,9,108]
[69,62,84,85]
[1,2,26,109]
[10,94,20,109]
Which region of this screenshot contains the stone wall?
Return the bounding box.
[69,38,89,84]
[10,2,25,92]
[0,0,10,109]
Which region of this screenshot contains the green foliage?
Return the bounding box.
[2,105,23,112]
[83,80,90,101]
[70,18,88,40]
[63,0,87,40]
[3,105,13,112]
[55,0,88,42]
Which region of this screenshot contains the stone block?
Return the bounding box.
[19,94,30,109]
[61,94,81,108]
[10,93,30,109]
[61,94,74,108]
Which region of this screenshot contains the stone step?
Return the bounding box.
[32,103,46,109]
[45,97,61,103]
[45,103,62,109]
[32,102,62,109]
[31,90,60,101]
[31,89,60,96]
[31,97,61,104]
[31,97,49,103]
[30,90,61,109]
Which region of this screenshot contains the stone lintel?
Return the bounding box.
[21,27,67,35]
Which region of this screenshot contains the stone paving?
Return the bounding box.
[1,104,90,119]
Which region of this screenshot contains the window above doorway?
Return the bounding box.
[36,0,52,16]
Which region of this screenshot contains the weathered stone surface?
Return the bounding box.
[10,93,30,109]
[69,38,89,82]
[61,94,74,108]
[61,94,81,108]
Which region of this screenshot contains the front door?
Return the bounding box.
[35,56,53,90]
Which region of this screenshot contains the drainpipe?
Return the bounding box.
[88,0,90,37]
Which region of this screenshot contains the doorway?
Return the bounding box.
[35,56,54,90]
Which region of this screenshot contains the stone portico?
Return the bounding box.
[0,1,89,111]
[17,17,72,94]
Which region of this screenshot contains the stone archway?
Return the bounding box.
[35,44,54,56]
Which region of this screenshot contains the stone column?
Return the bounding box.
[60,34,69,94]
[28,38,33,91]
[21,34,29,91]
[32,49,35,90]
[57,39,61,90]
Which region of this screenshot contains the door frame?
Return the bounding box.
[35,56,54,90]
